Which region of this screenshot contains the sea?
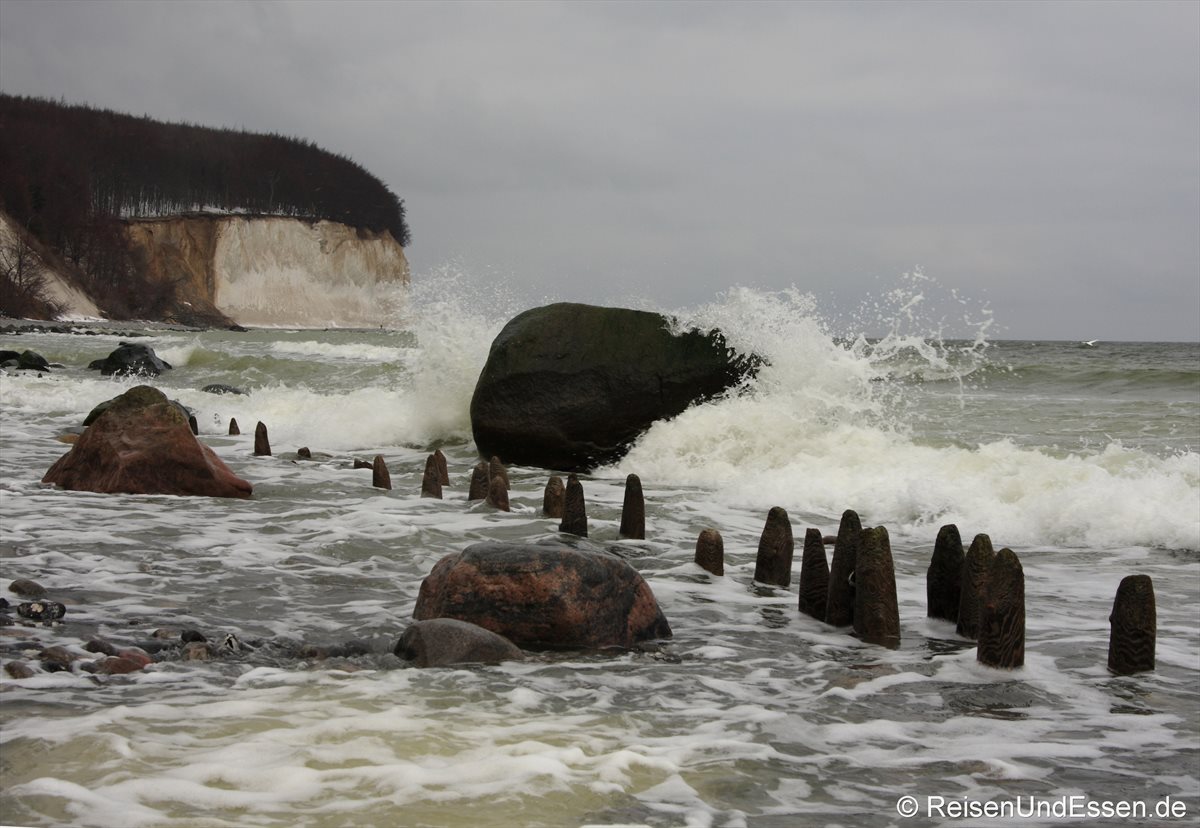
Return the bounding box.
[1,279,1197,828]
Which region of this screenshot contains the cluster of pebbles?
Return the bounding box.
[0,577,397,682]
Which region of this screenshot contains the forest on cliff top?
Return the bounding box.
[0,94,409,320]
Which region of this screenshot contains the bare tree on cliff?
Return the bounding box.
[0,226,64,319]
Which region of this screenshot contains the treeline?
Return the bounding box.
[0,94,409,318]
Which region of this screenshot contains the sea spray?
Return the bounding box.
[616,284,1199,550]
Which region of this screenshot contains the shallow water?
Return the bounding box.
[1,288,1197,827]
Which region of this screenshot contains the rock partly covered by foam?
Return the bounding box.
[470,303,756,471]
[412,541,672,650]
[394,618,524,667]
[42,385,252,498]
[87,342,173,377]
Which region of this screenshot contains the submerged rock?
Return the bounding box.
[8,579,46,599]
[413,541,672,650]
[470,303,756,471]
[87,342,172,376]
[42,385,253,499]
[394,618,524,667]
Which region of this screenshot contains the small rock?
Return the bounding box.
[17,601,66,622]
[85,638,118,656]
[97,655,146,675]
[4,660,35,679]
[8,579,46,599]
[297,447,312,459]
[181,642,213,661]
[180,629,207,644]
[39,645,75,667]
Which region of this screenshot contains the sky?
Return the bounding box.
[1,0,1197,341]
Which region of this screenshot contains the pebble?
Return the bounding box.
[8,579,46,598]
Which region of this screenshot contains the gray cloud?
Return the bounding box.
[1,0,1196,339]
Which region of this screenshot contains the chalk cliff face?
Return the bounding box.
[125,216,410,327]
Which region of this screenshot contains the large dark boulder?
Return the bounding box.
[470,303,755,471]
[88,342,172,376]
[42,385,252,498]
[412,541,672,650]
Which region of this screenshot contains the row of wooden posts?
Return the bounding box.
[238,418,1155,677]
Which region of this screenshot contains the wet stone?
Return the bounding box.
[4,660,35,679]
[8,579,46,599]
[17,601,66,622]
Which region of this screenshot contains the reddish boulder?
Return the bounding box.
[413,541,672,650]
[42,385,252,499]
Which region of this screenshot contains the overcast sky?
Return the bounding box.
[1,0,1197,340]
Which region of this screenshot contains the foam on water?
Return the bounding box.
[617,285,1200,551]
[1,273,1197,827]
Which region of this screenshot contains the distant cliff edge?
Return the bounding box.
[0,95,410,326]
[125,215,409,328]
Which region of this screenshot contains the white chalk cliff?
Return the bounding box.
[125,216,409,327]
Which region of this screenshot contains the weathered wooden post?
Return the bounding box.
[695,529,724,576]
[619,473,645,540]
[433,449,450,486]
[372,454,391,490]
[1108,574,1155,675]
[976,547,1024,669]
[420,454,442,499]
[854,526,900,648]
[253,421,271,456]
[485,475,510,511]
[957,533,995,640]
[559,474,588,537]
[467,461,489,501]
[826,509,862,627]
[798,527,829,621]
[542,475,565,518]
[228,417,240,436]
[754,506,794,587]
[927,523,964,622]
